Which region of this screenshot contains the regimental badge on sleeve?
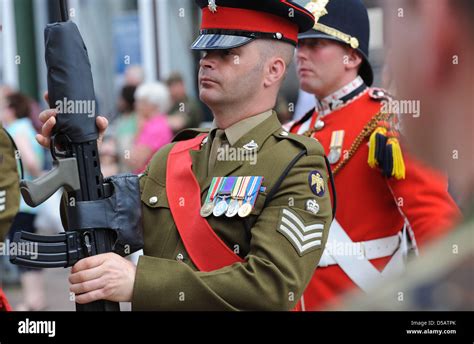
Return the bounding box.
[308,170,325,197]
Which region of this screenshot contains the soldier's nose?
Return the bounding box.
[296,47,308,61]
[200,55,216,70]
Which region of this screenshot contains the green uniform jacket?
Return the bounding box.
[133,113,333,310]
[0,125,20,240]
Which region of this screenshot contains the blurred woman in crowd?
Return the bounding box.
[109,85,138,173]
[2,92,46,311]
[126,82,173,173]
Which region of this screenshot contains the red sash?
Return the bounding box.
[166,136,302,311]
[166,136,244,272]
[0,289,11,311]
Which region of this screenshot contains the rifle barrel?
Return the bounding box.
[59,0,69,22]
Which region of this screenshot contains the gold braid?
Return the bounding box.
[304,111,388,176]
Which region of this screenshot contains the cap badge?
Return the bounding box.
[208,0,218,13]
[305,0,329,23]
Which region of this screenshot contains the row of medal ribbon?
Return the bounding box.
[200,176,264,218]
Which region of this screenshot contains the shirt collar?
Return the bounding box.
[211,109,274,146]
[316,76,366,117]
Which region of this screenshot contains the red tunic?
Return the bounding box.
[290,90,461,310]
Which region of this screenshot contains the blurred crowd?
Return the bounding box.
[101,66,206,176]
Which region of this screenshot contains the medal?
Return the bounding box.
[226,177,247,217]
[200,177,223,217]
[328,130,345,164]
[237,203,253,218]
[226,200,241,217]
[213,199,229,217]
[213,177,237,217]
[238,176,264,218]
[200,202,215,217]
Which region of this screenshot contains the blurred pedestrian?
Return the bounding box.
[110,85,138,173]
[166,72,204,133]
[124,65,145,87]
[126,82,173,173]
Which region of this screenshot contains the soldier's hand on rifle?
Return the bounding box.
[69,252,136,304]
[36,91,109,149]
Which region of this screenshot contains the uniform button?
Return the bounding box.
[176,253,184,261]
[315,120,325,130]
[149,196,158,205]
[280,131,289,137]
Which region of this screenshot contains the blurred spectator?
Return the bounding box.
[126,82,173,173]
[0,85,14,110]
[124,65,145,87]
[166,72,204,133]
[2,92,47,311]
[110,85,138,173]
[385,0,473,211]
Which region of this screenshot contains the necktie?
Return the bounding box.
[208,129,227,172]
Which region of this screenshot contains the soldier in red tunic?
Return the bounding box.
[288,0,461,311]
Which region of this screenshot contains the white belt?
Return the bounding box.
[318,233,401,267]
[317,219,409,292]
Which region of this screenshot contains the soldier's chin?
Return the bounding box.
[199,88,222,106]
[299,78,318,95]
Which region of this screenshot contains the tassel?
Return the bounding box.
[376,132,387,167]
[368,124,387,168]
[383,142,394,178]
[387,133,406,180]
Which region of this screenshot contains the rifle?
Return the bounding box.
[10,0,143,312]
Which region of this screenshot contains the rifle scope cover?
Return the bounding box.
[45,21,98,144]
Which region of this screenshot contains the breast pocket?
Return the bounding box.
[140,177,175,257]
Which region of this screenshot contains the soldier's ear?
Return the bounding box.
[263,57,287,88]
[344,49,363,73]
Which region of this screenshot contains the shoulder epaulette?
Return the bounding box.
[273,128,324,157]
[368,87,395,102]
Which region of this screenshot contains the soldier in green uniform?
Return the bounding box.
[36,0,334,310]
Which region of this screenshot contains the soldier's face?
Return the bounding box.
[198,42,264,108]
[296,38,352,98]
